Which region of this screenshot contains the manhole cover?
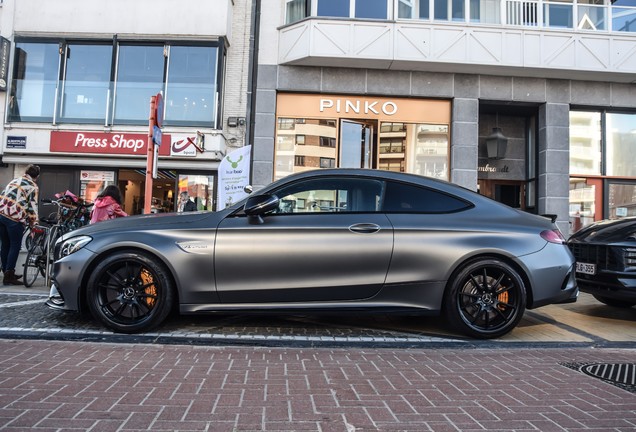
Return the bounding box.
[561,362,636,393]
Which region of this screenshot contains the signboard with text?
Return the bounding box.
[50,131,171,156]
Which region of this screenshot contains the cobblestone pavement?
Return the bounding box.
[0,340,634,431]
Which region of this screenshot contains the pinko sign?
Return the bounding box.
[50,131,171,156]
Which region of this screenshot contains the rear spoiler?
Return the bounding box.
[541,214,558,223]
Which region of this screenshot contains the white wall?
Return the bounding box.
[14,0,232,40]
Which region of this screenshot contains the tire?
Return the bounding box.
[592,295,636,308]
[23,246,44,288]
[444,258,526,339]
[86,251,174,333]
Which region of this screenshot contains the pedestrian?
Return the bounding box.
[0,164,40,285]
[178,191,197,212]
[90,185,128,224]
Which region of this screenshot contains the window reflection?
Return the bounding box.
[569,111,602,175]
[569,178,596,234]
[60,43,112,123]
[608,182,636,219]
[114,45,164,124]
[274,116,449,181]
[165,46,218,127]
[8,42,59,122]
[275,177,383,213]
[606,113,636,177]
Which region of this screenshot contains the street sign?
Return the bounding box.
[152,125,162,147]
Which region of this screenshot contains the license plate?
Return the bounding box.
[576,262,596,275]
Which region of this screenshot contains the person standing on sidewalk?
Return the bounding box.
[0,164,40,285]
[89,185,127,224]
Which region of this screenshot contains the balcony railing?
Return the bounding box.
[286,0,636,34]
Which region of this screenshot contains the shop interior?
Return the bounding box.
[118,169,176,215]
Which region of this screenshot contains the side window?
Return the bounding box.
[273,177,383,214]
[383,181,472,213]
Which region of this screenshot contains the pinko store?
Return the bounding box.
[274,93,451,180]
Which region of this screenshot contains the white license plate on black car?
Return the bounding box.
[576,262,596,275]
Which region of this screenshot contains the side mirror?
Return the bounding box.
[244,194,279,224]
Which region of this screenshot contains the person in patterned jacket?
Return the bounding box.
[0,164,40,285]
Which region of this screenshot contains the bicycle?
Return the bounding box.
[22,195,93,287]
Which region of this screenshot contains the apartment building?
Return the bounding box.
[251,0,636,235]
[0,0,252,214]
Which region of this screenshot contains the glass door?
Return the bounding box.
[340,119,373,168]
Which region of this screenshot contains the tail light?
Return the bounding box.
[541,229,565,244]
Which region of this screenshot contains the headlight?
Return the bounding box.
[58,235,92,258]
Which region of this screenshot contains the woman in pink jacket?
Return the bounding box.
[90,185,128,224]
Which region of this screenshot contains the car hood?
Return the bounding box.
[568,217,636,244]
[66,210,226,237]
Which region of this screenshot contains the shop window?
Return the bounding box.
[113,45,164,124]
[178,174,215,211]
[606,113,636,177]
[8,42,59,123]
[607,181,636,219]
[569,111,602,175]
[569,110,636,232]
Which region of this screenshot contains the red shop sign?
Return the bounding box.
[50,131,171,156]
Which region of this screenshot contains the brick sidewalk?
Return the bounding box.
[0,340,634,431]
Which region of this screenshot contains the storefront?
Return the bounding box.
[4,129,219,215]
[274,93,451,180]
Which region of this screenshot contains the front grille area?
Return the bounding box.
[568,243,621,271]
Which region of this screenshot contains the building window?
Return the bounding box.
[569,110,636,234]
[8,42,59,123]
[320,136,336,147]
[114,45,164,125]
[295,155,305,166]
[296,135,305,145]
[59,43,113,123]
[315,0,389,19]
[320,157,336,168]
[165,45,219,127]
[9,38,223,128]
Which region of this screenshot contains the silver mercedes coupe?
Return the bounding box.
[48,169,578,338]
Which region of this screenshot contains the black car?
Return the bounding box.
[567,217,636,307]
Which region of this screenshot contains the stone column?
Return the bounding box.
[538,102,570,234]
[450,97,479,191]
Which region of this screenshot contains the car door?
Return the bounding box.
[214,176,393,303]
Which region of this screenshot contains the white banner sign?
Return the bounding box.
[217,145,251,210]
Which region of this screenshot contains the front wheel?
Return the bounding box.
[86,252,174,333]
[23,246,44,288]
[444,258,526,339]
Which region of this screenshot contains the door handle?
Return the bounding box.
[349,223,381,234]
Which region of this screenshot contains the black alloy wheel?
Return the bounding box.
[444,258,526,339]
[87,252,174,333]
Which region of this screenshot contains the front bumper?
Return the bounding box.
[45,247,97,312]
[577,271,636,302]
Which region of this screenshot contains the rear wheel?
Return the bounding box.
[593,295,636,308]
[444,258,526,339]
[87,251,174,333]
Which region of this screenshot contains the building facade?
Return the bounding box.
[251,0,636,235]
[0,0,252,214]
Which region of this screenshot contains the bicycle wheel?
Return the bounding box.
[23,244,45,287]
